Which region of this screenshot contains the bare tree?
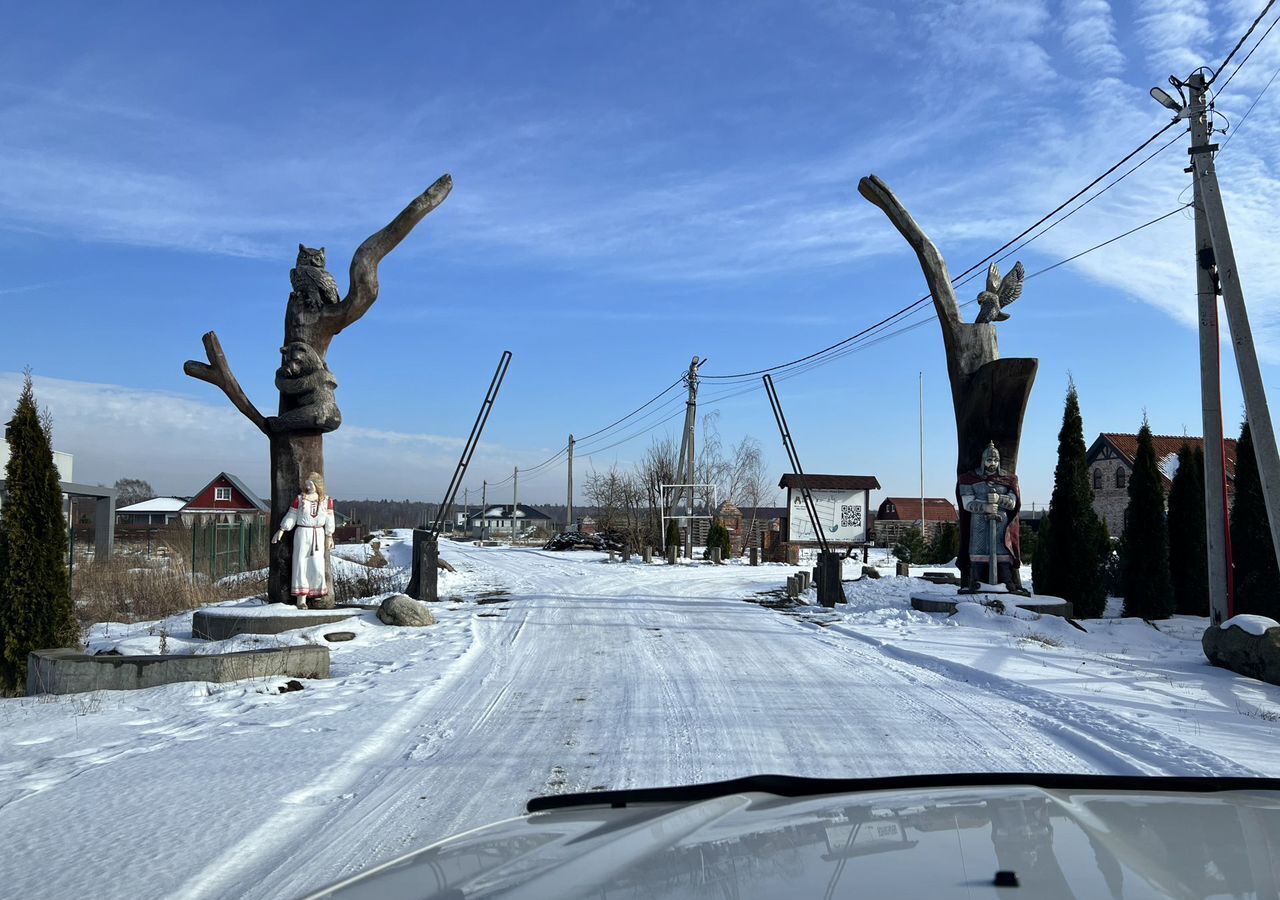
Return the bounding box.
[114,478,155,508]
[638,435,681,545]
[730,437,775,551]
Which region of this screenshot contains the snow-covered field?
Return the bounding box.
[3,533,1280,899]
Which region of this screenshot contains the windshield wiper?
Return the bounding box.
[528,772,1280,812]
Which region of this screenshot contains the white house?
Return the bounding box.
[116,497,188,526]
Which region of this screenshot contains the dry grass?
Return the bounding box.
[331,565,404,605]
[72,551,266,629]
[74,538,405,630]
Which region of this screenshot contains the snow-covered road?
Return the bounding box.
[1,540,1275,899]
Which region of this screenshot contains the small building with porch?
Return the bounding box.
[117,497,188,526]
[779,473,879,547]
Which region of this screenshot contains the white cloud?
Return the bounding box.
[1062,0,1126,73]
[0,373,549,501]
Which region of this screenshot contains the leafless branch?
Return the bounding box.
[857,175,961,330]
[329,173,453,334]
[183,331,270,435]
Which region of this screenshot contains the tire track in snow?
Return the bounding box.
[815,622,1261,778]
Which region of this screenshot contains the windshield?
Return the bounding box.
[3,2,1280,899]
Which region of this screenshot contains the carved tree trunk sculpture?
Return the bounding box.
[185,175,452,606]
[857,175,1037,476]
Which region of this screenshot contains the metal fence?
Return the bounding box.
[190,518,268,581]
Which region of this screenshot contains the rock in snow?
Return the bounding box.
[377,594,437,627]
[1203,617,1280,685]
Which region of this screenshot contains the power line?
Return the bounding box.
[701,119,1181,382]
[1211,0,1278,86]
[561,204,1192,468]
[1220,55,1280,151]
[486,372,688,487]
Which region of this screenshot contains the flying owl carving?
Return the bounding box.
[290,244,340,309]
[973,261,1025,324]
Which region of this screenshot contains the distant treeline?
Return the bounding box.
[334,499,605,530]
[334,499,441,530]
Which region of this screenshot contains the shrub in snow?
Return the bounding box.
[893,526,926,565]
[0,373,78,694]
[1168,444,1209,616]
[1036,380,1107,617]
[1231,421,1280,618]
[702,520,732,561]
[1120,420,1173,619]
[664,520,681,551]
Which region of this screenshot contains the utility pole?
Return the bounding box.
[513,466,519,542]
[567,434,575,534]
[684,356,701,559]
[1181,71,1280,621]
[1187,72,1232,624]
[481,480,487,540]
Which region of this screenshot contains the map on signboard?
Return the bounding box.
[789,489,866,543]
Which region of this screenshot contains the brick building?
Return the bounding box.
[1086,433,1238,535]
[873,497,958,545]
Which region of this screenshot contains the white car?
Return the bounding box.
[306,773,1280,898]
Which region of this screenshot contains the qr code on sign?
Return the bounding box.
[841,505,861,527]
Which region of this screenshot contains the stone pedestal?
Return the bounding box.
[643,546,653,563]
[193,605,360,640]
[750,547,759,566]
[667,545,678,565]
[909,590,1073,619]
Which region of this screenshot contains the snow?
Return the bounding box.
[1159,451,1181,481]
[4,532,1280,899]
[1222,614,1280,635]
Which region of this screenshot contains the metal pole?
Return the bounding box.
[920,370,925,540]
[1188,74,1280,614]
[481,480,487,540]
[1187,73,1231,624]
[567,434,574,534]
[513,466,519,542]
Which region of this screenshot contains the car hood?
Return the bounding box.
[309,776,1280,899]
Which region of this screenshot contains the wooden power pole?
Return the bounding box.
[567,434,574,533]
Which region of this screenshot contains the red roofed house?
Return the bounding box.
[874,497,958,545]
[1086,433,1238,535]
[180,472,270,526]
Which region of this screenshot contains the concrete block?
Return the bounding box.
[193,606,360,641]
[27,645,331,696]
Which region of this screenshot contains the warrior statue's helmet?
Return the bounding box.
[982,441,1001,473]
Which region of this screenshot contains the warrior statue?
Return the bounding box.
[957,442,1026,594]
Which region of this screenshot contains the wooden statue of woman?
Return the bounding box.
[271,471,336,608]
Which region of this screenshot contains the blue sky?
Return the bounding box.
[3,0,1280,509]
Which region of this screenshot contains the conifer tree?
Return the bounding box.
[664,518,681,551]
[1038,380,1107,616]
[0,374,77,693]
[1231,420,1280,617]
[702,519,732,560]
[1120,420,1173,619]
[1167,444,1208,615]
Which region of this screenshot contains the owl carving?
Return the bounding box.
[973,261,1024,324]
[290,244,340,309]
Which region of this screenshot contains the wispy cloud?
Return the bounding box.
[0,373,554,499]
